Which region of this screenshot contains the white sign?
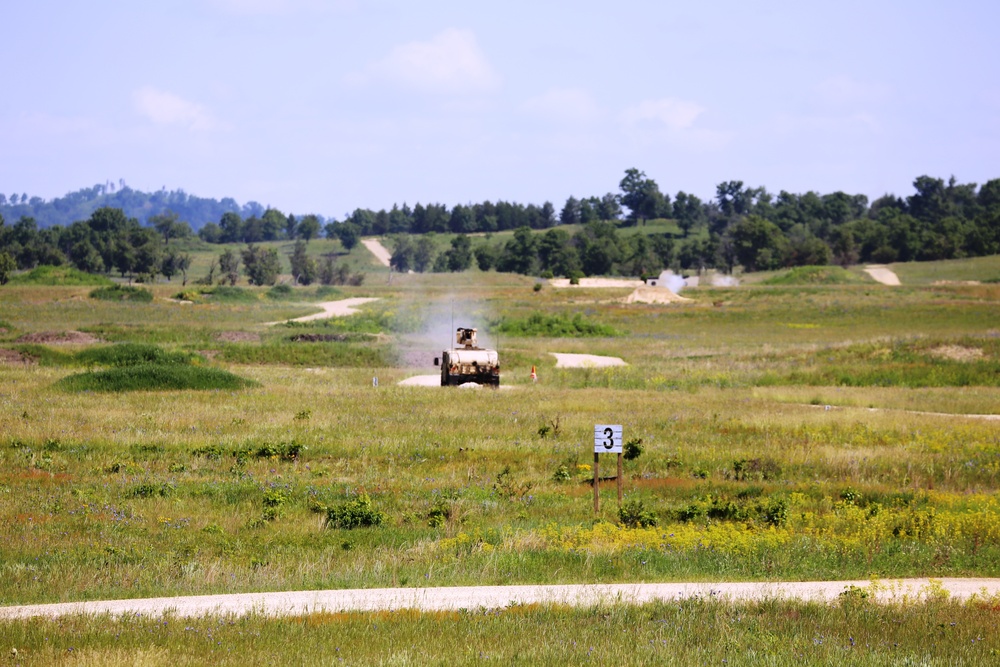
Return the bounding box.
[594,424,623,453]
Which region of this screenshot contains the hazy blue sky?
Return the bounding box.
[2,0,998,217]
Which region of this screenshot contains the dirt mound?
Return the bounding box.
[0,349,34,365]
[214,331,261,343]
[622,286,693,304]
[15,331,102,345]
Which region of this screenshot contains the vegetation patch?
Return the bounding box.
[762,265,872,285]
[57,364,258,392]
[201,286,258,303]
[89,285,154,302]
[74,343,198,367]
[219,341,393,367]
[8,265,113,286]
[496,312,621,337]
[759,337,1000,388]
[325,493,386,529]
[265,284,295,300]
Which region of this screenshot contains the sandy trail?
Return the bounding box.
[864,264,901,285]
[552,353,626,368]
[362,238,392,267]
[268,297,380,324]
[3,579,997,619]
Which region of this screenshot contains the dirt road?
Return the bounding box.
[268,297,380,324]
[864,264,902,285]
[362,238,392,267]
[3,579,997,619]
[552,353,627,368]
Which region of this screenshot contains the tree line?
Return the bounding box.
[384,170,1000,279]
[0,206,362,287]
[2,170,999,285]
[0,181,283,230]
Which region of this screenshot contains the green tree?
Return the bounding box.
[160,248,179,281]
[219,212,244,244]
[619,168,668,224]
[0,251,14,285]
[445,234,473,272]
[176,252,192,285]
[219,249,240,286]
[297,215,321,242]
[261,208,287,241]
[390,235,414,272]
[149,211,188,244]
[496,226,538,274]
[560,197,580,225]
[473,243,497,271]
[413,236,435,272]
[241,244,281,286]
[290,240,317,284]
[732,215,789,271]
[330,222,360,251]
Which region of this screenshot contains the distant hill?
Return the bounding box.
[0,182,280,230]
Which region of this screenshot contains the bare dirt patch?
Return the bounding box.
[864,264,901,286]
[551,353,626,368]
[15,331,102,345]
[927,345,985,362]
[214,331,261,343]
[0,349,34,365]
[622,286,693,304]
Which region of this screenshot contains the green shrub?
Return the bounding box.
[551,465,572,483]
[90,285,153,302]
[762,266,871,285]
[57,365,258,392]
[325,493,385,529]
[496,312,620,337]
[266,284,294,300]
[619,499,658,528]
[623,438,643,461]
[219,342,394,367]
[75,343,196,367]
[9,265,112,286]
[203,286,257,303]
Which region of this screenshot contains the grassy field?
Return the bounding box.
[2,256,1000,662]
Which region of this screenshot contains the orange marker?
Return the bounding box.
[530,365,537,382]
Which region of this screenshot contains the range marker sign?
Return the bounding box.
[594,424,623,454]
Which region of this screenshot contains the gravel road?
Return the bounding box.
[3,579,998,620]
[362,238,392,267]
[267,297,380,324]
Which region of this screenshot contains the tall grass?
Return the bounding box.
[2,278,1000,616]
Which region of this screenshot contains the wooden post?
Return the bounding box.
[593,452,600,513]
[617,452,623,506]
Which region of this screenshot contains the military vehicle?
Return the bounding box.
[434,327,500,387]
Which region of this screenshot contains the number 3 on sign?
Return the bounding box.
[594,425,623,453]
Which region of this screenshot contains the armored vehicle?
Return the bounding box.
[434,327,500,387]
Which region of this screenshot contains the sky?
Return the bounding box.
[2,0,998,218]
